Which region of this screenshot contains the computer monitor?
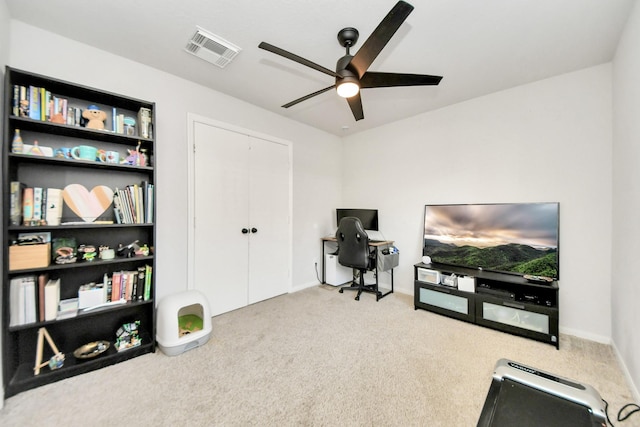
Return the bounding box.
[336,208,379,231]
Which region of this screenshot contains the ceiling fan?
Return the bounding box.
[258,0,442,121]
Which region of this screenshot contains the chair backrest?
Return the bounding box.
[336,217,370,270]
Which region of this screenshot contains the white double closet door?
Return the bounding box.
[193,121,290,316]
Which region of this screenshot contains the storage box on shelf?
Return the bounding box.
[2,67,157,398]
[414,263,559,349]
[9,243,51,270]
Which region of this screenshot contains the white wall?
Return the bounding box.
[6,20,342,303]
[0,0,10,408]
[342,65,613,343]
[612,0,640,401]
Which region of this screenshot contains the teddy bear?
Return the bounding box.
[82,105,107,130]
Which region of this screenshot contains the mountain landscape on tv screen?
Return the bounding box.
[424,239,558,278]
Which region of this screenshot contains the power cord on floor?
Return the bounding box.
[314,262,321,283]
[604,399,640,426]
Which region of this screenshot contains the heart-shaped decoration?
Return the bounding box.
[62,184,113,222]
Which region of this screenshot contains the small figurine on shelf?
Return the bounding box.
[135,244,150,257]
[77,244,97,262]
[82,105,107,130]
[115,321,142,352]
[99,245,115,260]
[117,240,140,258]
[53,237,77,264]
[12,129,23,153]
[121,141,148,166]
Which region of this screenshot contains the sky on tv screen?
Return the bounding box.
[424,203,558,250]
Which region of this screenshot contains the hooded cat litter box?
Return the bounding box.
[156,290,212,356]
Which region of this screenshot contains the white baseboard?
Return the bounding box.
[611,340,640,404]
[559,326,611,344]
[290,280,321,293]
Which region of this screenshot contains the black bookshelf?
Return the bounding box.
[2,67,157,397]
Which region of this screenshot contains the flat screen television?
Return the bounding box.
[336,208,379,231]
[423,202,559,280]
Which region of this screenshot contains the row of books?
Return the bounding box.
[12,84,82,126]
[109,266,153,303]
[10,181,154,226]
[113,182,154,224]
[10,182,62,226]
[9,274,60,327]
[12,84,151,137]
[8,265,152,327]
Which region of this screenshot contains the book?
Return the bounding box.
[12,84,19,116]
[9,277,22,326]
[10,181,25,226]
[44,278,60,321]
[32,187,43,221]
[124,271,134,301]
[22,187,34,224]
[44,90,52,122]
[18,85,29,117]
[41,188,48,223]
[143,264,152,301]
[122,187,136,223]
[136,266,145,301]
[111,271,122,302]
[147,183,154,223]
[23,276,37,324]
[28,85,40,120]
[38,273,49,322]
[57,298,78,320]
[112,190,125,224]
[127,185,139,223]
[45,188,63,226]
[135,184,143,224]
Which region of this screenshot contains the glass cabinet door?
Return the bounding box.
[481,301,549,334]
[419,287,468,315]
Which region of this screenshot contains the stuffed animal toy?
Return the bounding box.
[82,105,107,130]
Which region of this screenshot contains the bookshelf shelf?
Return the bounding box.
[9,334,153,392]
[7,300,154,332]
[9,152,154,171]
[7,255,155,275]
[2,66,157,398]
[9,115,154,145]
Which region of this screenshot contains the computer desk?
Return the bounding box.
[321,236,394,300]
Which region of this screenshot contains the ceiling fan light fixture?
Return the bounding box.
[336,76,360,98]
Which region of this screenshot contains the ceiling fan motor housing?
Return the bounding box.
[337,27,359,48]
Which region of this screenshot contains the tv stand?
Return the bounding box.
[414,263,559,349]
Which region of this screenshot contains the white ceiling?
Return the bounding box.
[5,0,636,136]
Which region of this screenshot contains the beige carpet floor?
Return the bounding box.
[0,285,636,426]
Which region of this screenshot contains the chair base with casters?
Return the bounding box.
[339,270,381,301]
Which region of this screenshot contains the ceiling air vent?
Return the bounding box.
[185,26,241,68]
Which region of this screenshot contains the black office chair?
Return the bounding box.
[336,217,380,301]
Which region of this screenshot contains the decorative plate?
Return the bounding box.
[73,340,110,359]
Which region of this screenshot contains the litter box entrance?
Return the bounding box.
[178,303,204,337]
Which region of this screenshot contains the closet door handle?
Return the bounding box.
[251,228,258,233]
[241,228,249,234]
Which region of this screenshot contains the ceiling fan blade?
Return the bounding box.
[346,92,364,121]
[282,85,336,108]
[349,1,414,78]
[259,42,341,79]
[360,71,442,88]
